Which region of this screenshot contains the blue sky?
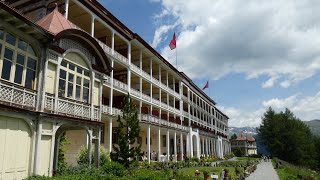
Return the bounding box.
[99,0,320,127]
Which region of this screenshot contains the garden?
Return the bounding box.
[25,148,261,180]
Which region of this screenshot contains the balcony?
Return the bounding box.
[182,95,188,102]
[130,63,140,74]
[141,70,151,80]
[161,102,168,109]
[152,77,160,85]
[0,81,37,110]
[130,88,140,98]
[140,113,188,131]
[152,98,160,106]
[45,94,100,121]
[142,94,151,102]
[183,111,189,117]
[113,79,128,92]
[113,51,129,66]
[102,105,123,117]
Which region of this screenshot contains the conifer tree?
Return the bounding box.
[111,94,141,168]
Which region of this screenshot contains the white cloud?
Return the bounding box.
[151,24,176,48]
[152,0,320,88]
[218,106,265,127]
[225,92,320,127]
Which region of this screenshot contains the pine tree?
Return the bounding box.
[111,94,141,168]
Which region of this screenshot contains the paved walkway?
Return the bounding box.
[246,161,279,180]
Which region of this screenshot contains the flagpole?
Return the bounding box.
[176,42,178,70]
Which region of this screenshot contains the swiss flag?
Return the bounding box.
[202,81,209,90]
[169,33,176,50]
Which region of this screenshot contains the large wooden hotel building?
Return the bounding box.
[0,0,230,179]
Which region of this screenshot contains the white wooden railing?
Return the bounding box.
[0,81,37,109]
[161,102,168,109]
[142,94,151,102]
[152,98,160,106]
[131,63,140,74]
[140,113,188,131]
[130,88,141,97]
[45,94,100,121]
[113,78,128,92]
[141,70,151,80]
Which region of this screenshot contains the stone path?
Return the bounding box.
[246,161,279,180]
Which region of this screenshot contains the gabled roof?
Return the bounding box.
[235,133,255,142]
[36,6,74,35]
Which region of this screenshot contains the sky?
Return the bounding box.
[99,0,320,127]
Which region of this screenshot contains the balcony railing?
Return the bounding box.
[113,51,129,65]
[140,113,188,131]
[101,105,123,117]
[45,94,100,121]
[130,88,140,98]
[131,63,140,74]
[141,70,151,80]
[183,111,189,117]
[182,95,188,102]
[152,98,160,106]
[152,77,160,85]
[113,79,128,92]
[161,102,168,109]
[0,81,37,110]
[142,94,151,102]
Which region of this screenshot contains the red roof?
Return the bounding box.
[36,6,74,35]
[235,133,255,142]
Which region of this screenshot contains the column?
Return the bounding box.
[88,130,92,165]
[147,125,151,163]
[111,30,115,54]
[65,0,69,19]
[33,120,42,175]
[202,136,205,156]
[108,118,112,152]
[174,131,177,162]
[158,127,161,161]
[94,128,101,168]
[90,15,95,36]
[166,129,170,161]
[180,133,184,161]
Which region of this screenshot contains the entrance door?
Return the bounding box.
[0,116,32,180]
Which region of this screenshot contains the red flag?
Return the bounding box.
[202,81,209,90]
[169,32,176,50]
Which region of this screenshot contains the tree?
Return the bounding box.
[233,147,244,157]
[257,107,317,168]
[231,133,237,140]
[111,94,141,168]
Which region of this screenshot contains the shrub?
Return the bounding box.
[101,161,126,177]
[77,146,110,166]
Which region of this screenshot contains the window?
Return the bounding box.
[58,59,90,103]
[0,30,38,89]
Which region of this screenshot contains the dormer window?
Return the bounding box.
[58,53,90,104]
[0,30,38,90]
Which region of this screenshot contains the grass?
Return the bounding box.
[272,159,320,180]
[236,157,260,161]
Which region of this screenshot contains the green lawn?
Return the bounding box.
[272,159,320,180]
[236,157,260,161]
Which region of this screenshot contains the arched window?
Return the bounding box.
[0,30,38,89]
[58,52,90,104]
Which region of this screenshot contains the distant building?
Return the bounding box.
[231,133,257,156]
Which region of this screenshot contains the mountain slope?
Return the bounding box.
[304,119,320,136]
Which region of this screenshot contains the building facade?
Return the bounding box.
[0,0,230,179]
[231,134,257,156]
